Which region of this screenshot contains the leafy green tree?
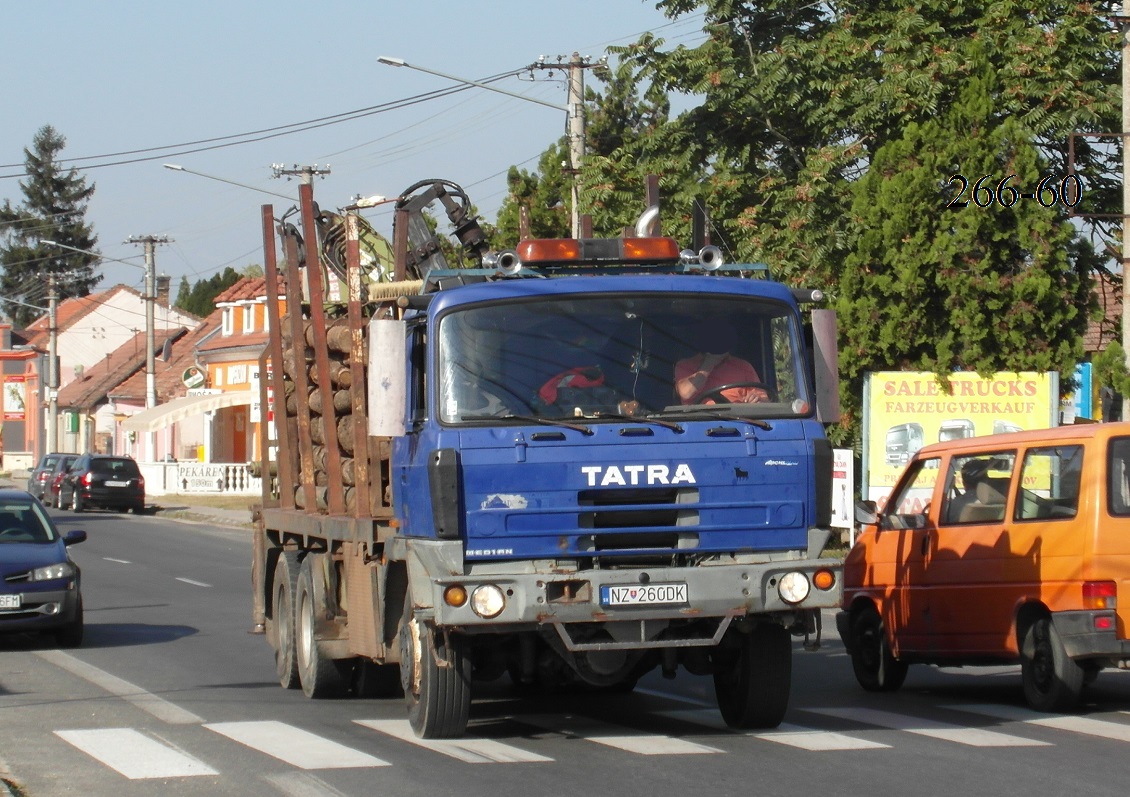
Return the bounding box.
[836,59,1095,431]
[175,267,243,317]
[0,125,99,326]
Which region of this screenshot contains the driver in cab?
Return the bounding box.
[674,319,768,405]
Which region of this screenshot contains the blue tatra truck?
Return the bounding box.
[252,178,842,738]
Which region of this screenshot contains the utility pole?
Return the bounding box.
[46,276,58,455]
[1123,1,1130,420]
[272,163,331,186]
[529,53,601,238]
[126,234,170,461]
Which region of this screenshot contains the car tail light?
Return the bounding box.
[137,475,145,489]
[82,472,93,486]
[1083,581,1116,610]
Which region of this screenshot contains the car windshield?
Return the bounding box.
[0,500,55,543]
[436,293,811,424]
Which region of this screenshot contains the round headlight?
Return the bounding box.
[470,584,506,619]
[778,571,811,604]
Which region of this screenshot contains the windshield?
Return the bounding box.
[0,499,56,543]
[437,292,811,424]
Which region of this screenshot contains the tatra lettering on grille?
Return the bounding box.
[580,464,697,487]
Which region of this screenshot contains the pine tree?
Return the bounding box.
[0,125,99,326]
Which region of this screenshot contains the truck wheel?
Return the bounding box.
[399,593,471,738]
[850,605,908,692]
[295,554,349,698]
[273,552,301,689]
[1021,615,1084,712]
[713,622,791,729]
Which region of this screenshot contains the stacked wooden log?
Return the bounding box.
[280,315,368,512]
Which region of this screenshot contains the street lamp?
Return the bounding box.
[377,55,586,237]
[163,164,299,202]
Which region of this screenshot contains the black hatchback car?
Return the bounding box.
[59,455,146,514]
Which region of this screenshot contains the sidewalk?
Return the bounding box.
[1,470,254,529]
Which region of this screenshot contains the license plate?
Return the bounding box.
[105,480,129,487]
[600,583,688,607]
[0,594,20,610]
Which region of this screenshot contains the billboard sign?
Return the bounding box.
[863,371,1058,507]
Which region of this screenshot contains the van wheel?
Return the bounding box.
[1021,616,1083,711]
[850,606,908,692]
[712,622,791,729]
[399,592,471,738]
[272,552,301,689]
[295,554,349,698]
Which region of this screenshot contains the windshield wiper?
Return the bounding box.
[591,411,683,432]
[462,413,594,435]
[655,408,772,431]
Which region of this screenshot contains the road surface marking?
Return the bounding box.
[806,707,1050,746]
[176,577,212,587]
[205,720,389,769]
[355,719,552,763]
[657,709,890,750]
[954,704,1130,742]
[55,728,216,779]
[36,650,203,724]
[517,714,722,755]
[103,557,131,564]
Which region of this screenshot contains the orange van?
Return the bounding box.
[837,422,1130,711]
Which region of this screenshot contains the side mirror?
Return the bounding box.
[63,530,87,546]
[854,499,878,526]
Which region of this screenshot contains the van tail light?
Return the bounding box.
[1083,581,1117,610]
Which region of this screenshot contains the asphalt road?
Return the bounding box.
[4,509,1130,797]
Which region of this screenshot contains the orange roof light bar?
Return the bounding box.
[516,237,682,267]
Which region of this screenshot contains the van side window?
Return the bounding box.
[1016,445,1082,521]
[941,452,1014,525]
[1108,437,1130,515]
[880,458,939,530]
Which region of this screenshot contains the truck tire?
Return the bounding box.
[713,622,791,729]
[849,605,908,692]
[399,593,471,738]
[1021,615,1084,712]
[273,552,301,690]
[296,554,350,698]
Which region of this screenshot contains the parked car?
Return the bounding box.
[0,488,86,645]
[43,454,79,508]
[27,453,68,501]
[59,454,145,514]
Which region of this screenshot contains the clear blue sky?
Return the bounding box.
[1,1,705,300]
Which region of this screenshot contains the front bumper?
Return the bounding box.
[0,586,80,633]
[395,539,842,644]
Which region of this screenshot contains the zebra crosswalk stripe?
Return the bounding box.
[355,719,553,763]
[204,720,390,769]
[954,704,1130,743]
[54,728,217,779]
[656,709,891,750]
[806,707,1051,747]
[517,714,722,755]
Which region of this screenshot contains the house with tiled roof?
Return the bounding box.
[56,327,188,455]
[1,283,200,466]
[120,275,284,477]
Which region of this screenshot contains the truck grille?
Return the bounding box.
[576,486,699,552]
